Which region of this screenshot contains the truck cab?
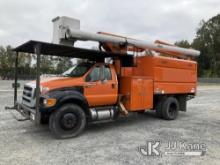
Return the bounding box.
[23,62,118,108]
[21,62,119,138]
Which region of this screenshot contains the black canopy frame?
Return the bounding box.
[8,40,134,124]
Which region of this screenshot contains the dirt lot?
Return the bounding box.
[0,81,219,165]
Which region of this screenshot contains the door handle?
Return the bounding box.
[112,83,117,89]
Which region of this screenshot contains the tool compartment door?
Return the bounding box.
[141,78,153,110]
[120,77,153,111]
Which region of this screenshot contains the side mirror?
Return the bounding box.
[101,79,108,84]
[100,76,105,82]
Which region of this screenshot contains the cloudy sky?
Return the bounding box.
[0,0,219,47]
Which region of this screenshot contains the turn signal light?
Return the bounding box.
[43,98,57,107]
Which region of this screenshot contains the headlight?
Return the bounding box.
[43,98,57,107]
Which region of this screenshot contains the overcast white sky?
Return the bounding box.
[0,0,219,47]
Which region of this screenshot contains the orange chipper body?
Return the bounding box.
[120,55,197,111]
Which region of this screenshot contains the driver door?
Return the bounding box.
[84,64,118,106]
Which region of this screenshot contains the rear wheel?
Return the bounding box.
[49,104,86,139]
[155,97,166,118]
[161,97,179,120]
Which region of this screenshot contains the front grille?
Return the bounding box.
[22,97,31,103]
[23,91,32,97]
[24,86,32,91]
[22,84,36,107]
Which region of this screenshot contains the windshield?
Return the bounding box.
[62,62,93,77]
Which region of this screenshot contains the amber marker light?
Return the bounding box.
[43,98,57,107]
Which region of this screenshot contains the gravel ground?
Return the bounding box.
[0,81,219,165]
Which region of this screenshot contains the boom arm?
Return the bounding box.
[52,16,200,58]
[65,28,200,57]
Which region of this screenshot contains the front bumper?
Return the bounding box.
[13,102,37,122]
[17,103,36,121]
[11,101,54,123]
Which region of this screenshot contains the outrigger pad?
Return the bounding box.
[13,40,134,64]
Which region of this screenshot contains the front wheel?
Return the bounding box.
[49,104,86,139]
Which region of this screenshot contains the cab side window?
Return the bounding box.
[86,66,100,82]
[103,66,112,80]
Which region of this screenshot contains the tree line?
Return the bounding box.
[1,14,220,79]
[0,46,72,79]
[175,14,220,77]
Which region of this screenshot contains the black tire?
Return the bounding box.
[137,110,145,114]
[40,114,49,124]
[155,97,166,118]
[49,104,86,139]
[161,97,179,120]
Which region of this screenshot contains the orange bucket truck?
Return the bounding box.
[6,16,200,138]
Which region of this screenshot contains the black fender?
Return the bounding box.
[40,87,90,118]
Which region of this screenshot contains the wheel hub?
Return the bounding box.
[60,113,77,130]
